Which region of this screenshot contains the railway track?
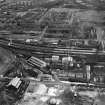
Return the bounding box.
[0,38,105,58]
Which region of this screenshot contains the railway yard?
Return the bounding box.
[0,0,105,105]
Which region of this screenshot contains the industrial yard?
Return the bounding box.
[0,0,105,105]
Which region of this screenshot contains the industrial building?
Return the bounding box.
[0,0,105,105]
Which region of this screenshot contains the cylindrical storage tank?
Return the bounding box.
[35,84,47,95]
